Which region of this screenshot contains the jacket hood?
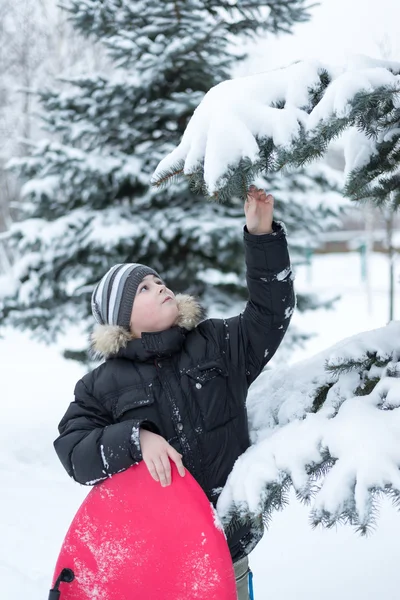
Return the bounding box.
[90,293,205,360]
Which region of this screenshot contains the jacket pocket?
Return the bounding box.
[185,359,233,431]
[112,384,155,421]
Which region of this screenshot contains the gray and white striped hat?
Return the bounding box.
[91,263,163,330]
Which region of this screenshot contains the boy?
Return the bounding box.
[54,186,295,599]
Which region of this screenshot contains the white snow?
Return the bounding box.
[342,128,379,176]
[130,427,141,454]
[100,445,110,472]
[306,64,397,128]
[152,56,400,194]
[209,502,226,536]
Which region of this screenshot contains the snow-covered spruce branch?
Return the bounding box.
[216,321,400,534]
[152,56,400,206]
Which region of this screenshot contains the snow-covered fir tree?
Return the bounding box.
[0,0,335,357]
[217,320,400,535]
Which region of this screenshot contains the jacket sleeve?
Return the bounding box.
[209,222,295,386]
[53,378,148,485]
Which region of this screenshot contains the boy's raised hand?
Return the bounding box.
[139,428,185,486]
[245,185,274,235]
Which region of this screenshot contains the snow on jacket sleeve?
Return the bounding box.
[53,378,146,485]
[210,222,295,387]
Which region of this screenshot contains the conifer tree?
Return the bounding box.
[217,321,400,535]
[1,1,329,355]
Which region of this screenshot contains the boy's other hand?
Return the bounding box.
[139,428,185,486]
[245,185,274,235]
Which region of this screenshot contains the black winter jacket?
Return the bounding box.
[54,223,295,562]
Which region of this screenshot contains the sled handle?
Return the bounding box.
[48,568,75,599]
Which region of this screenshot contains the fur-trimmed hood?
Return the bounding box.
[90,294,205,360]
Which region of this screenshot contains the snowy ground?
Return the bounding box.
[1,251,400,600]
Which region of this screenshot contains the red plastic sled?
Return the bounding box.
[50,461,237,599]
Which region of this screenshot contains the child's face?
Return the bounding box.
[129,274,179,337]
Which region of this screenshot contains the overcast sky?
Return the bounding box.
[236,0,400,75]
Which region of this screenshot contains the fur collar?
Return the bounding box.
[90,294,205,360]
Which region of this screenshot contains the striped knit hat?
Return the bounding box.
[91,263,163,331]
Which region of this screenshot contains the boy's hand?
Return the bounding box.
[139,428,185,486]
[245,185,274,235]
